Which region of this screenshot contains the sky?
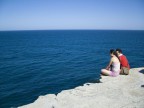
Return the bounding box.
[0,0,144,30]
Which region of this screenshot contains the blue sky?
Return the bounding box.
[0,0,144,30]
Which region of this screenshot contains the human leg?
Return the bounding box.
[101,69,111,76]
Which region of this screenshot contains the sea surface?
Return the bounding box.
[0,30,144,108]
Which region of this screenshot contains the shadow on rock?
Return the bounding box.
[139,69,144,74]
[141,85,144,88]
[87,79,102,84]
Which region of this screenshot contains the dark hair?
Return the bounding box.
[110,49,115,54]
[116,48,122,53]
[110,49,120,62]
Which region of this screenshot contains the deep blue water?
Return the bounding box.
[0,30,144,108]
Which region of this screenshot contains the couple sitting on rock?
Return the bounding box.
[101,49,130,77]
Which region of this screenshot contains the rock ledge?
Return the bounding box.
[19,68,144,108]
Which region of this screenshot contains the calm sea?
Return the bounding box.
[0,30,144,108]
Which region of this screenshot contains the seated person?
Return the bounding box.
[116,48,130,75]
[101,49,120,77]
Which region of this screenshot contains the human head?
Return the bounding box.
[110,49,120,61]
[110,49,115,57]
[116,48,122,55]
[110,49,115,54]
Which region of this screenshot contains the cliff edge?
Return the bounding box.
[19,68,144,108]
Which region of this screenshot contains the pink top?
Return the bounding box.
[111,62,120,72]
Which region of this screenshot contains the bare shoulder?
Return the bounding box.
[111,56,118,62]
[111,56,115,60]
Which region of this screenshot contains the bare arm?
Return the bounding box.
[106,58,113,70]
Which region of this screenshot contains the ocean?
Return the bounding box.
[0,30,144,108]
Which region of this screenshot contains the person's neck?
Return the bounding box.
[111,55,115,57]
[119,54,123,56]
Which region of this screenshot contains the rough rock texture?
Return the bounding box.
[19,68,144,108]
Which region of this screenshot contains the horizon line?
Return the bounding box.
[0,29,144,32]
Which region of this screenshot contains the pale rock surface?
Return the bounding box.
[19,68,144,108]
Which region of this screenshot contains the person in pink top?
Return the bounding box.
[101,49,120,77]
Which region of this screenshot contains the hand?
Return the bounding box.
[106,66,109,70]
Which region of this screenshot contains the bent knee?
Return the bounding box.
[101,69,106,73]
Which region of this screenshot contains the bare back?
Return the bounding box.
[111,56,120,63]
[111,56,120,72]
